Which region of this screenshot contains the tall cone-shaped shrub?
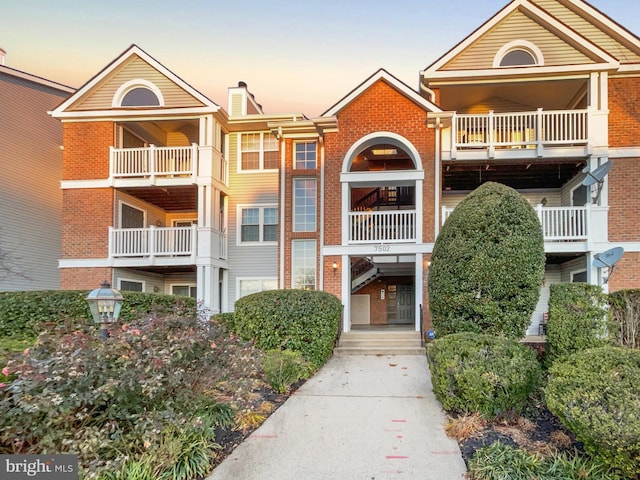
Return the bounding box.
[429,182,545,338]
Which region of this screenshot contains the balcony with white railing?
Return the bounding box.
[441,205,599,245]
[349,210,416,244]
[109,144,228,186]
[445,109,590,160]
[109,226,197,266]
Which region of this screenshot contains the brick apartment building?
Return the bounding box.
[51,0,640,336]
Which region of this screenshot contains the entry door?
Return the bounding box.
[389,285,414,324]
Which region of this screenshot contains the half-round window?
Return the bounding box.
[121,87,160,106]
[493,41,544,68]
[500,49,536,67]
[112,79,165,108]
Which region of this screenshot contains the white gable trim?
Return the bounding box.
[51,45,218,117]
[322,69,442,117]
[422,0,619,77]
[493,40,545,68]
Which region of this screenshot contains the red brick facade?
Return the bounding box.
[61,267,113,291]
[608,78,640,148]
[63,122,114,180]
[608,157,640,243]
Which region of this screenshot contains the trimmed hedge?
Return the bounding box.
[546,283,612,365]
[545,346,640,478]
[426,332,541,419]
[609,288,640,349]
[233,289,342,368]
[0,290,196,338]
[429,182,545,339]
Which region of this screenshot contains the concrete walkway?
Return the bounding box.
[206,354,467,480]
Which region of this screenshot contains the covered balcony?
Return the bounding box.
[110,144,227,186]
[108,225,228,266]
[442,108,590,161]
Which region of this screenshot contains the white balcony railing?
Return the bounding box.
[109,226,197,259]
[110,144,197,178]
[349,210,416,243]
[451,109,588,157]
[441,205,589,241]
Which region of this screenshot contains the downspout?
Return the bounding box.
[434,118,441,237]
[319,136,325,289]
[278,126,286,288]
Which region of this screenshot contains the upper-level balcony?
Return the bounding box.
[108,225,227,267]
[109,144,227,186]
[442,204,608,251]
[441,109,592,161]
[349,210,416,244]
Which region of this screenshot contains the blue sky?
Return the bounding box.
[3,0,640,116]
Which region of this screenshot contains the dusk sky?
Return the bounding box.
[3,0,640,117]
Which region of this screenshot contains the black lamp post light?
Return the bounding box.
[86,281,124,339]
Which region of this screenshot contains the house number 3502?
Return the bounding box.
[374,245,391,253]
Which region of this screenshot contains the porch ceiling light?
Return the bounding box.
[86,281,124,338]
[371,148,397,156]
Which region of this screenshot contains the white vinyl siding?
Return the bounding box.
[527,267,561,336]
[444,10,593,70]
[0,71,70,291]
[70,56,205,111]
[227,132,279,306]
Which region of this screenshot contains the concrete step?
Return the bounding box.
[334,346,426,356]
[334,330,425,355]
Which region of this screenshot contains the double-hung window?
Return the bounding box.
[239,205,278,244]
[293,179,317,232]
[240,132,278,171]
[294,141,317,169]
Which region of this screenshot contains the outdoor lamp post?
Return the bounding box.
[86,281,123,339]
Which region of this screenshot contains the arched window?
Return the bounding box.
[112,79,165,107]
[121,87,160,106]
[500,49,536,67]
[493,40,544,68]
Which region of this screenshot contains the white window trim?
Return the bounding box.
[570,269,588,283]
[237,131,279,173]
[169,283,197,297]
[493,40,544,68]
[293,140,318,170]
[117,278,145,292]
[291,239,317,290]
[293,178,317,233]
[236,204,278,246]
[236,277,277,300]
[112,79,165,107]
[172,218,197,227]
[118,200,147,228]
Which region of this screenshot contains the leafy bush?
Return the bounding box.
[427,333,541,419]
[0,312,255,479]
[263,349,312,393]
[609,288,640,349]
[233,289,342,368]
[429,182,545,338]
[212,312,236,332]
[468,441,621,480]
[545,346,640,478]
[0,290,196,338]
[546,283,612,364]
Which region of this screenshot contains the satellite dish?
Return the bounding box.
[582,161,612,187]
[593,247,624,284]
[593,246,624,269]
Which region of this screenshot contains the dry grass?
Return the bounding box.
[445,413,487,441]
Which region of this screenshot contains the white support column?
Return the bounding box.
[341,253,350,332]
[416,179,423,243]
[211,266,221,314]
[341,182,350,245]
[415,253,424,332]
[220,268,229,313]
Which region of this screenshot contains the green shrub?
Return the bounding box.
[546,283,612,364]
[0,290,196,338]
[468,442,621,480]
[426,332,541,419]
[263,349,312,393]
[609,288,640,349]
[0,313,246,479]
[429,182,545,339]
[545,346,640,478]
[233,289,342,368]
[212,312,236,332]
